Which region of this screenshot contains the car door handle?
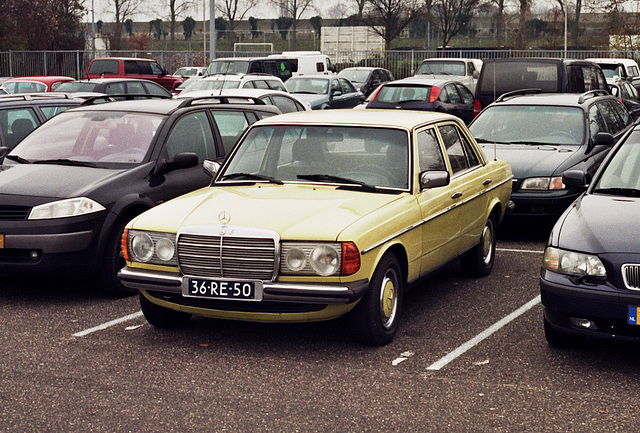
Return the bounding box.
[451,192,463,199]
[483,179,492,186]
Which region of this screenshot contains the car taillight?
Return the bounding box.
[429,86,441,103]
[369,85,383,101]
[473,99,482,117]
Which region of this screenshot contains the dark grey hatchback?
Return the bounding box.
[469,89,633,219]
[541,123,640,347]
[0,97,280,295]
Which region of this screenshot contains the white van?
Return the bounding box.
[271,51,337,77]
[587,58,640,89]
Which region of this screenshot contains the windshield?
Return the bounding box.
[221,125,409,189]
[286,78,329,95]
[416,61,465,76]
[593,130,640,193]
[375,85,429,103]
[338,70,370,83]
[55,82,98,92]
[8,110,163,164]
[206,61,250,75]
[469,105,585,146]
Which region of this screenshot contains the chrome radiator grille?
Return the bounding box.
[177,230,277,280]
[622,264,640,291]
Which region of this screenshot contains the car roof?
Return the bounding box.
[489,91,614,107]
[385,76,450,86]
[92,57,155,62]
[69,78,162,84]
[0,93,86,105]
[253,108,459,129]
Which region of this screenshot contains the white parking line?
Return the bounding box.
[426,295,541,371]
[72,311,144,337]
[497,247,545,254]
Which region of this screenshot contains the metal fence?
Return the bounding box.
[1,49,639,80]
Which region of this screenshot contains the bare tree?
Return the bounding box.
[270,0,315,49]
[490,0,510,46]
[515,0,529,49]
[167,0,195,42]
[432,0,481,50]
[105,0,144,49]
[217,0,259,36]
[361,0,424,51]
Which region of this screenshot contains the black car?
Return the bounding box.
[337,67,394,97]
[0,93,88,150]
[541,123,640,347]
[607,77,640,119]
[54,78,172,99]
[0,97,281,296]
[468,89,633,219]
[366,77,475,124]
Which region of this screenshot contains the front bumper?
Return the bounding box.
[540,269,640,341]
[509,189,581,218]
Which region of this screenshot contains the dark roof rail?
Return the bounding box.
[578,89,610,104]
[495,88,542,103]
[177,95,266,108]
[0,93,73,101]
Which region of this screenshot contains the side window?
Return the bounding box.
[271,95,299,113]
[126,81,146,94]
[438,86,450,103]
[588,104,606,137]
[597,100,624,133]
[137,61,153,75]
[104,82,126,95]
[124,60,139,74]
[267,80,286,91]
[331,79,342,95]
[417,128,446,172]
[567,67,586,93]
[143,82,170,97]
[241,81,255,88]
[340,78,356,93]
[316,62,325,73]
[253,80,270,89]
[40,105,73,120]
[1,108,39,148]
[445,84,462,103]
[211,111,250,154]
[438,123,479,175]
[149,62,164,75]
[609,99,632,128]
[165,111,216,161]
[456,84,474,104]
[88,60,119,74]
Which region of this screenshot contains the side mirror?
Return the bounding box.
[0,146,9,160]
[593,132,614,146]
[562,170,587,188]
[152,152,198,177]
[420,170,450,190]
[473,70,480,79]
[203,159,221,177]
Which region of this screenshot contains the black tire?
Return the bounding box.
[140,292,192,328]
[350,254,403,346]
[100,217,137,297]
[543,316,574,348]
[461,215,496,277]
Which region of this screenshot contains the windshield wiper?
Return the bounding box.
[220,172,283,184]
[592,187,640,197]
[509,140,556,146]
[4,154,31,164]
[297,174,385,193]
[293,91,318,95]
[32,159,97,167]
[475,138,513,144]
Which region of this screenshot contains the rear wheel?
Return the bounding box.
[140,292,192,328]
[461,215,496,277]
[350,254,403,346]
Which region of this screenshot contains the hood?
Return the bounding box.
[480,143,580,178]
[290,93,328,107]
[131,184,403,240]
[557,194,640,253]
[0,163,125,199]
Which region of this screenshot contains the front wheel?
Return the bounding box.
[350,254,403,346]
[140,292,192,328]
[461,215,496,277]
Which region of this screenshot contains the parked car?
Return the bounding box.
[0,97,281,296]
[587,58,640,91]
[541,122,640,347]
[272,51,337,77]
[285,75,363,109]
[366,77,475,124]
[178,73,288,96]
[205,57,294,82]
[171,76,204,95]
[173,66,206,79]
[0,93,88,149]
[474,58,609,116]
[54,78,172,99]
[469,89,633,219]
[415,58,482,93]
[85,57,183,91]
[180,88,311,113]
[0,76,75,93]
[337,67,394,97]
[606,77,640,119]
[117,109,513,345]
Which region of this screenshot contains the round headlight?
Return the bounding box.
[131,233,154,262]
[310,245,339,276]
[285,248,307,272]
[155,238,175,261]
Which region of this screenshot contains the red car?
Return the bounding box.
[85,57,183,91]
[1,76,75,93]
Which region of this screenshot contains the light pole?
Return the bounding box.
[209,0,216,61]
[563,0,568,58]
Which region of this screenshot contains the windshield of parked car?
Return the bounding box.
[220,125,410,190]
[7,110,163,164]
[205,61,250,75]
[338,70,370,83]
[54,81,98,92]
[469,105,585,146]
[593,130,640,195]
[416,61,466,76]
[375,85,429,103]
[286,78,329,95]
[183,78,240,93]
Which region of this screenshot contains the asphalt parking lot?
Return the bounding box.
[1,220,639,432]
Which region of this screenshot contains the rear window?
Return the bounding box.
[88,60,119,75]
[416,61,466,76]
[375,85,429,103]
[478,62,561,94]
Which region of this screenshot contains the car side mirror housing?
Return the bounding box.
[562,170,587,188]
[0,146,9,160]
[593,132,614,146]
[420,170,450,190]
[203,159,221,177]
[153,152,199,177]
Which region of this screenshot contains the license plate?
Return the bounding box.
[182,277,263,301]
[628,306,640,325]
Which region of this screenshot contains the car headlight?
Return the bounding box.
[28,197,106,220]
[281,242,360,276]
[519,176,564,190]
[542,246,606,278]
[126,230,177,266]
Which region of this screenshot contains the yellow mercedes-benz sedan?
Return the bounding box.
[118,109,513,345]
